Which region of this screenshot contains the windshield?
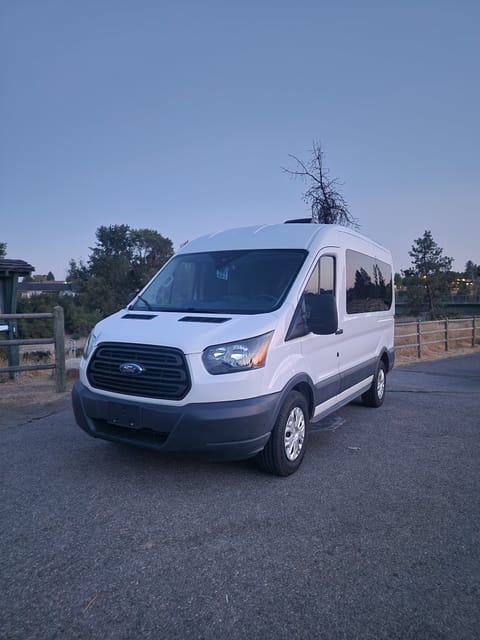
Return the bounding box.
[131,249,307,314]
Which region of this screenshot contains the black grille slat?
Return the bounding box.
[96,346,182,366]
[91,366,186,378]
[87,342,191,400]
[90,361,187,380]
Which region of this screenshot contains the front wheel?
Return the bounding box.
[257,391,309,476]
[362,360,387,407]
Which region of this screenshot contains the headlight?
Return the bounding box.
[202,332,273,375]
[82,331,99,360]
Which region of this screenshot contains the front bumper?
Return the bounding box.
[72,381,281,460]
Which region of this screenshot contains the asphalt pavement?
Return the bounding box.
[1,353,479,640]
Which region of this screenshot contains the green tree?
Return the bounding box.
[67,259,89,283]
[283,141,357,227]
[463,260,480,297]
[24,274,54,282]
[464,260,479,280]
[130,228,174,284]
[69,224,174,320]
[16,294,57,338]
[402,230,453,319]
[0,242,6,258]
[59,295,102,338]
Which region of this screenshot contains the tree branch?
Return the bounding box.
[283,142,357,227]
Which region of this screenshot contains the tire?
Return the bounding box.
[257,391,309,476]
[362,360,387,407]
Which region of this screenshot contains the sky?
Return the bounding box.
[1,0,479,279]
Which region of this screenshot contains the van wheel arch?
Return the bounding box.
[257,390,309,476]
[291,381,314,420]
[362,359,387,408]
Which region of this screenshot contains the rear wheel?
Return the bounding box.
[257,391,309,476]
[362,360,387,407]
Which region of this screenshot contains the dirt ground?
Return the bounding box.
[1,346,479,430]
[0,369,78,429]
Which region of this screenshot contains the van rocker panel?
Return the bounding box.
[72,380,280,460]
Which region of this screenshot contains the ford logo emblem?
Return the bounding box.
[119,362,145,376]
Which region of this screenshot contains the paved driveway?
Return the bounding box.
[1,354,479,639]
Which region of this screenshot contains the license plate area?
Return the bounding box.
[107,403,141,429]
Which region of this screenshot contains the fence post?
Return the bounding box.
[416,319,422,358]
[444,318,449,352]
[53,306,66,392]
[6,319,20,380]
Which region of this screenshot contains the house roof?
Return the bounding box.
[17,281,79,293]
[0,259,35,276]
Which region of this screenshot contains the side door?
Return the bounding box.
[338,249,394,392]
[288,254,341,406]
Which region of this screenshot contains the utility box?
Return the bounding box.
[0,259,35,376]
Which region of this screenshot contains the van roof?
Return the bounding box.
[179,223,390,256]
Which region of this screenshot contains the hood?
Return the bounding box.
[90,308,288,355]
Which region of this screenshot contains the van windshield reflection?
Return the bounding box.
[131,249,307,314]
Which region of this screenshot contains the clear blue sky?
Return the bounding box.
[1,0,479,279]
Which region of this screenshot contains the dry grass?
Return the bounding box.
[0,368,77,407]
[395,344,480,366]
[395,318,479,364]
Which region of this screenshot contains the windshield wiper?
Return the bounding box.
[129,294,153,311]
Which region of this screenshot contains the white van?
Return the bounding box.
[73,222,395,475]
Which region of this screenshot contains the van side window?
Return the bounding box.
[304,256,335,296]
[286,255,336,340]
[319,256,335,294]
[346,249,392,313]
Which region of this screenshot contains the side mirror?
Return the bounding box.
[307,294,338,335]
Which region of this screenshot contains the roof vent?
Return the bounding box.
[284,217,317,224]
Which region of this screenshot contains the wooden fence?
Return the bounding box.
[0,310,478,392]
[0,306,66,391]
[395,317,478,359]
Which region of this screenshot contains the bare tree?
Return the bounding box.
[283,141,357,227]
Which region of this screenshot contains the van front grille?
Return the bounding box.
[87,342,191,400]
